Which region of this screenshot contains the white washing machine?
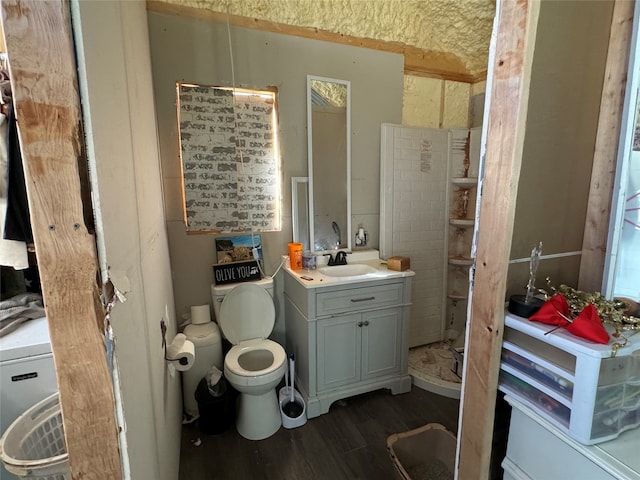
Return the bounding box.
[0,316,58,480]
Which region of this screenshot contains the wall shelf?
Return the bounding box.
[448,257,473,266]
[451,177,478,185]
[449,218,475,227]
[445,128,481,337]
[447,293,468,300]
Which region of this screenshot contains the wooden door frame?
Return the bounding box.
[457,1,540,477]
[1,1,122,478]
[579,0,636,292]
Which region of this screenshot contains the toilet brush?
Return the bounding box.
[282,354,303,418]
[290,355,295,404]
[279,357,289,403]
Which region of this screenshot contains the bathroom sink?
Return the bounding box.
[318,264,377,277]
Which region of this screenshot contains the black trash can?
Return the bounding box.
[194,376,235,435]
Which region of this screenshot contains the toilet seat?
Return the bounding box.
[218,283,275,344]
[224,338,286,386]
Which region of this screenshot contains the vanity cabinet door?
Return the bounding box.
[361,307,402,381]
[317,313,361,392]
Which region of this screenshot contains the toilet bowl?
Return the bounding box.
[212,280,286,440]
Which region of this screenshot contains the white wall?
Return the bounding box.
[72,2,181,479]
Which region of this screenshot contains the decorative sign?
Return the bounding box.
[177,83,280,233]
[213,234,263,285]
[213,260,261,285]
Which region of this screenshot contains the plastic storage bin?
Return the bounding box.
[386,423,456,480]
[0,393,70,480]
[499,313,640,445]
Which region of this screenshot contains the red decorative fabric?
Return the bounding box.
[529,295,610,344]
[566,303,610,344]
[529,294,570,326]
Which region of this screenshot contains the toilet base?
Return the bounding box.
[235,389,281,440]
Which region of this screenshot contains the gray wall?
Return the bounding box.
[74,2,182,479]
[507,0,614,297]
[147,12,404,340]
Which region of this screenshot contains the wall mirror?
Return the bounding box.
[291,176,310,249]
[307,75,351,253]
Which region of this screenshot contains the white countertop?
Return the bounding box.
[284,250,415,288]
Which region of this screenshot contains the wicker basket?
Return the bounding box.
[0,393,70,480]
[387,423,456,480]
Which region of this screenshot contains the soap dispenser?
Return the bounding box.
[355,226,367,247]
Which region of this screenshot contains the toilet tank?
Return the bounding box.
[211,277,274,321]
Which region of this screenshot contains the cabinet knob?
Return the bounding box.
[357,321,363,327]
[363,320,370,326]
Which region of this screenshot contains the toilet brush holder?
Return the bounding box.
[279,386,307,429]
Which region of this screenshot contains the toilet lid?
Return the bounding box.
[218,283,275,344]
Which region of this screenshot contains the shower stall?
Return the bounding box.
[380,124,481,398]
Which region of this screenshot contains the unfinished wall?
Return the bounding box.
[402,77,474,129]
[154,1,492,134]
[156,0,494,77]
[147,12,404,338]
[506,0,614,297]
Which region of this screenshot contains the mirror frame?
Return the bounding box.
[291,176,309,248]
[602,4,640,299]
[306,75,352,254]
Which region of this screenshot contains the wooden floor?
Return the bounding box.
[179,386,460,480]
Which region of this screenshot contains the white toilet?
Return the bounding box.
[211,278,286,440]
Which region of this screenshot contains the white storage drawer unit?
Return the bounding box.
[499,313,640,445]
[503,395,640,480]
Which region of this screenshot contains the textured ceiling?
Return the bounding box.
[159,0,496,77]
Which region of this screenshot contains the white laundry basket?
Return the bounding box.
[0,393,70,480]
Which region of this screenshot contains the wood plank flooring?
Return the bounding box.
[179,386,459,480]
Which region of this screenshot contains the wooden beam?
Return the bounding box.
[146,0,482,83]
[578,0,634,293]
[1,1,122,478]
[457,0,539,478]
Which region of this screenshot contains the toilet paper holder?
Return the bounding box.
[161,319,169,357]
[161,320,192,368]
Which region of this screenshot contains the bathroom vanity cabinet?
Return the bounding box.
[284,267,413,418]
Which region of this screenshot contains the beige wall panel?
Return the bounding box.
[73,2,181,479]
[402,75,442,128]
[148,12,403,325]
[508,0,614,297]
[506,256,582,299]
